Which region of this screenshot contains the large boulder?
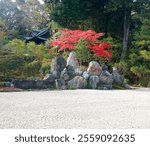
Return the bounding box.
[87,61,102,76]
[61,67,82,81]
[60,68,70,81]
[82,71,90,80]
[67,51,80,70]
[112,67,124,85]
[67,76,87,89]
[66,52,83,76]
[99,71,113,85]
[99,71,113,90]
[75,68,83,76]
[101,63,108,71]
[51,56,66,78]
[66,65,75,78]
[89,75,99,89]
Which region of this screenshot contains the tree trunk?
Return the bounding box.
[121,7,131,60]
[104,13,109,37]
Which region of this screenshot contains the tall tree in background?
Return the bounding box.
[107,0,150,60]
[0,19,8,48]
[18,0,49,32]
[133,0,150,50]
[46,0,110,30]
[0,0,48,39]
[0,0,24,38]
[48,0,150,60]
[106,0,133,60]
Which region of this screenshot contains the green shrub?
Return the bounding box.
[0,39,51,81]
[101,37,122,65]
[128,49,150,86]
[75,39,93,65]
[40,58,51,75]
[0,81,11,87]
[23,60,41,78]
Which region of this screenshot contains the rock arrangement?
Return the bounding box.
[43,52,125,90]
[11,51,125,90]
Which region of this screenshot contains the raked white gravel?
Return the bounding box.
[0,88,150,129]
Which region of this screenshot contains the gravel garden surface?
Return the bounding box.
[0,88,150,129]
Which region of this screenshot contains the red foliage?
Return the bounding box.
[50,29,112,60]
[87,44,112,60]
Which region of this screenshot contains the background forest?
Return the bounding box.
[0,0,150,87]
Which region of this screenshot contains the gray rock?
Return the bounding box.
[99,71,113,85]
[82,71,90,80]
[35,80,50,89]
[89,75,99,89]
[51,56,66,78]
[75,68,83,76]
[55,79,66,90]
[87,61,102,76]
[60,68,70,81]
[12,80,52,89]
[35,80,44,89]
[67,76,87,89]
[67,51,80,70]
[101,63,108,71]
[12,80,35,89]
[66,65,75,78]
[98,84,112,90]
[66,52,83,77]
[98,71,113,90]
[113,67,124,85]
[43,73,55,82]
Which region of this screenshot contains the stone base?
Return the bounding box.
[98,84,112,90]
[55,79,66,90]
[12,80,55,89]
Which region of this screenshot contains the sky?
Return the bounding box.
[38,0,44,4]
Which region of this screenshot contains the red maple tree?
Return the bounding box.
[50,29,112,60]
